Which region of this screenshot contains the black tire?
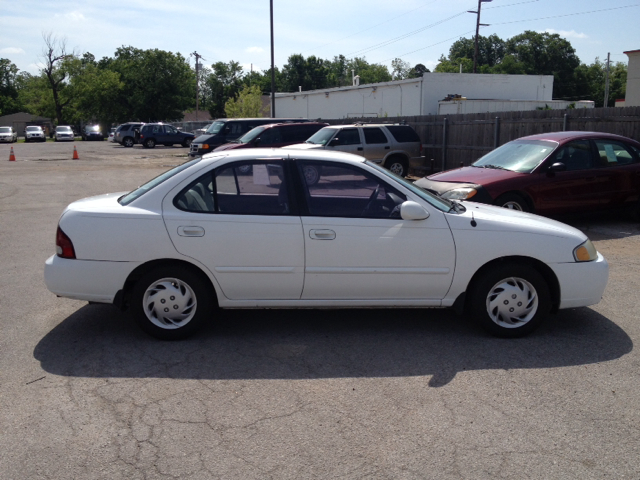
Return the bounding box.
[182,138,193,148]
[144,138,156,148]
[123,137,134,148]
[385,156,409,177]
[495,193,530,212]
[468,263,551,338]
[131,265,214,340]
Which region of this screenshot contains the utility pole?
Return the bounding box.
[603,52,611,108]
[191,51,205,120]
[468,0,491,74]
[270,0,276,118]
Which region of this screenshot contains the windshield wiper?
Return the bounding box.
[481,164,509,170]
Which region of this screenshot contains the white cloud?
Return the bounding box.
[544,29,588,40]
[53,11,87,21]
[0,47,26,55]
[246,47,264,53]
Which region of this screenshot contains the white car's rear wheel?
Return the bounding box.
[131,265,213,340]
[469,264,550,337]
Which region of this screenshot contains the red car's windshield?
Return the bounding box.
[472,140,557,173]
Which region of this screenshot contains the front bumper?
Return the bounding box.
[44,255,140,304]
[550,252,609,309]
[0,136,15,143]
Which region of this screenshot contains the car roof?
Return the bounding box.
[518,131,639,145]
[200,147,367,166]
[260,122,327,129]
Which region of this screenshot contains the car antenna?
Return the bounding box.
[470,212,477,227]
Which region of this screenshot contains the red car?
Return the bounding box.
[415,131,640,216]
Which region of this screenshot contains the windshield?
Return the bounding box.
[306,128,337,145]
[366,161,453,212]
[0,127,10,133]
[26,126,41,131]
[56,126,72,132]
[119,158,202,206]
[473,140,557,173]
[205,121,226,134]
[237,126,266,144]
[86,125,100,132]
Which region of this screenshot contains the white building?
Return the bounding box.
[274,73,566,119]
[623,49,640,107]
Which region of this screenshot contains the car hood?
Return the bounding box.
[448,200,587,241]
[426,166,524,186]
[282,143,324,150]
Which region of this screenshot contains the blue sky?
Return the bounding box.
[1,0,638,81]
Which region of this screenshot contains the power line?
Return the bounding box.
[492,4,639,25]
[301,0,443,55]
[380,30,477,62]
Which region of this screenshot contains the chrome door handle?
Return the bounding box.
[309,229,336,240]
[177,226,205,237]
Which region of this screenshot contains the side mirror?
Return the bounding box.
[329,137,340,147]
[254,137,261,146]
[547,162,566,175]
[400,201,430,221]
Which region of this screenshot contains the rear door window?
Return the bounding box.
[385,126,419,143]
[363,127,389,144]
[593,140,638,166]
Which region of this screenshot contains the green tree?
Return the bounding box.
[391,58,411,80]
[40,33,77,124]
[0,58,24,115]
[107,46,196,121]
[281,54,329,91]
[408,63,429,78]
[205,60,244,118]
[449,34,506,69]
[224,84,263,118]
[346,57,392,84]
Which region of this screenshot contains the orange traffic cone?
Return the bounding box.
[9,146,16,161]
[72,145,79,160]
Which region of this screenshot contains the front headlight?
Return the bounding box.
[441,187,478,200]
[573,239,598,262]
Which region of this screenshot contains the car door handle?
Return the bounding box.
[309,229,336,240]
[357,147,363,151]
[177,226,205,237]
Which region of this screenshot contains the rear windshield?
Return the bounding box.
[118,158,201,205]
[385,126,420,143]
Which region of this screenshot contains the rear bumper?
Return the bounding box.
[550,253,609,309]
[44,255,139,304]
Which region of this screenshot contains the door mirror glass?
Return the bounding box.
[400,201,429,220]
[548,162,566,172]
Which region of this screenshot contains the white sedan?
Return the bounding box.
[44,149,609,340]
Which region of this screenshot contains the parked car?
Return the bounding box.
[54,125,75,142]
[82,125,104,141]
[214,122,329,152]
[24,125,46,142]
[284,123,422,178]
[0,126,18,143]
[44,149,608,340]
[138,123,195,148]
[115,123,144,147]
[415,131,640,217]
[189,118,311,158]
[108,127,117,142]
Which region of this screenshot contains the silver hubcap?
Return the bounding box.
[143,277,197,330]
[389,162,404,175]
[486,277,538,328]
[502,201,523,211]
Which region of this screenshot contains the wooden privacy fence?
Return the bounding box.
[323,106,640,174]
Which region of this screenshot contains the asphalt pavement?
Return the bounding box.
[1,140,639,479]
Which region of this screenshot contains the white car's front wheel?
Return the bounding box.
[469,264,551,337]
[131,265,213,340]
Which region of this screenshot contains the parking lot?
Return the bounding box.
[1,140,639,479]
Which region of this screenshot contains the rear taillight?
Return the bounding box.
[56,226,76,259]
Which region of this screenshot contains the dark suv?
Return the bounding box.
[139,123,194,148]
[115,123,144,147]
[189,118,310,157]
[214,122,328,152]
